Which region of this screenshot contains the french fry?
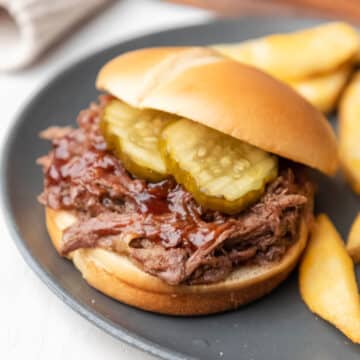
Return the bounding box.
[290,65,352,113]
[299,214,360,343]
[212,22,359,81]
[347,213,360,263]
[339,71,360,194]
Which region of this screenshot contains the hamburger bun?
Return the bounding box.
[41,47,335,315]
[97,47,338,176]
[46,207,308,315]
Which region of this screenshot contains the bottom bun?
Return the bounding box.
[46,207,308,315]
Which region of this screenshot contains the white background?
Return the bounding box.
[0,1,211,358]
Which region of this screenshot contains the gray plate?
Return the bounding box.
[2,16,360,360]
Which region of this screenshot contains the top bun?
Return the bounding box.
[96,47,338,175]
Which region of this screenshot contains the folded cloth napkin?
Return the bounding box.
[0,0,111,71]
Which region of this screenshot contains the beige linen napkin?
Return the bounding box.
[0,0,111,71]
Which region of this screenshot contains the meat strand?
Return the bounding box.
[38,97,314,285]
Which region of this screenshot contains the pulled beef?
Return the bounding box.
[130,239,188,285]
[38,96,314,285]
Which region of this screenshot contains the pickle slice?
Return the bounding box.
[161,119,278,214]
[102,100,172,181]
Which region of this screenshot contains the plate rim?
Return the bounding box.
[0,15,331,360]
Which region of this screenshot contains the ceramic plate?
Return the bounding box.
[3,16,360,360]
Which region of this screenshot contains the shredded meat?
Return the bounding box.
[38,96,314,285]
[130,239,188,285]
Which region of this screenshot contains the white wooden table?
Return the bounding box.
[0,1,211,358]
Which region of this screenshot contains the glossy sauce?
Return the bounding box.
[42,105,222,250]
[40,96,308,258]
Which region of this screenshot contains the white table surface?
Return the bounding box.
[0,1,211,358]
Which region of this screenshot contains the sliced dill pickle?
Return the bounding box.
[102,100,172,181]
[161,119,278,214]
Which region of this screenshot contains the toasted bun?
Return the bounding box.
[96,47,338,175]
[46,207,308,315]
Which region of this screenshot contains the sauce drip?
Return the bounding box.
[40,96,224,250]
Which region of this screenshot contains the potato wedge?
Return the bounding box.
[290,65,352,113]
[339,72,360,194]
[347,213,360,263]
[213,22,359,81]
[299,214,360,343]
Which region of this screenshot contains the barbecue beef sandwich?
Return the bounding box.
[38,47,338,315]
